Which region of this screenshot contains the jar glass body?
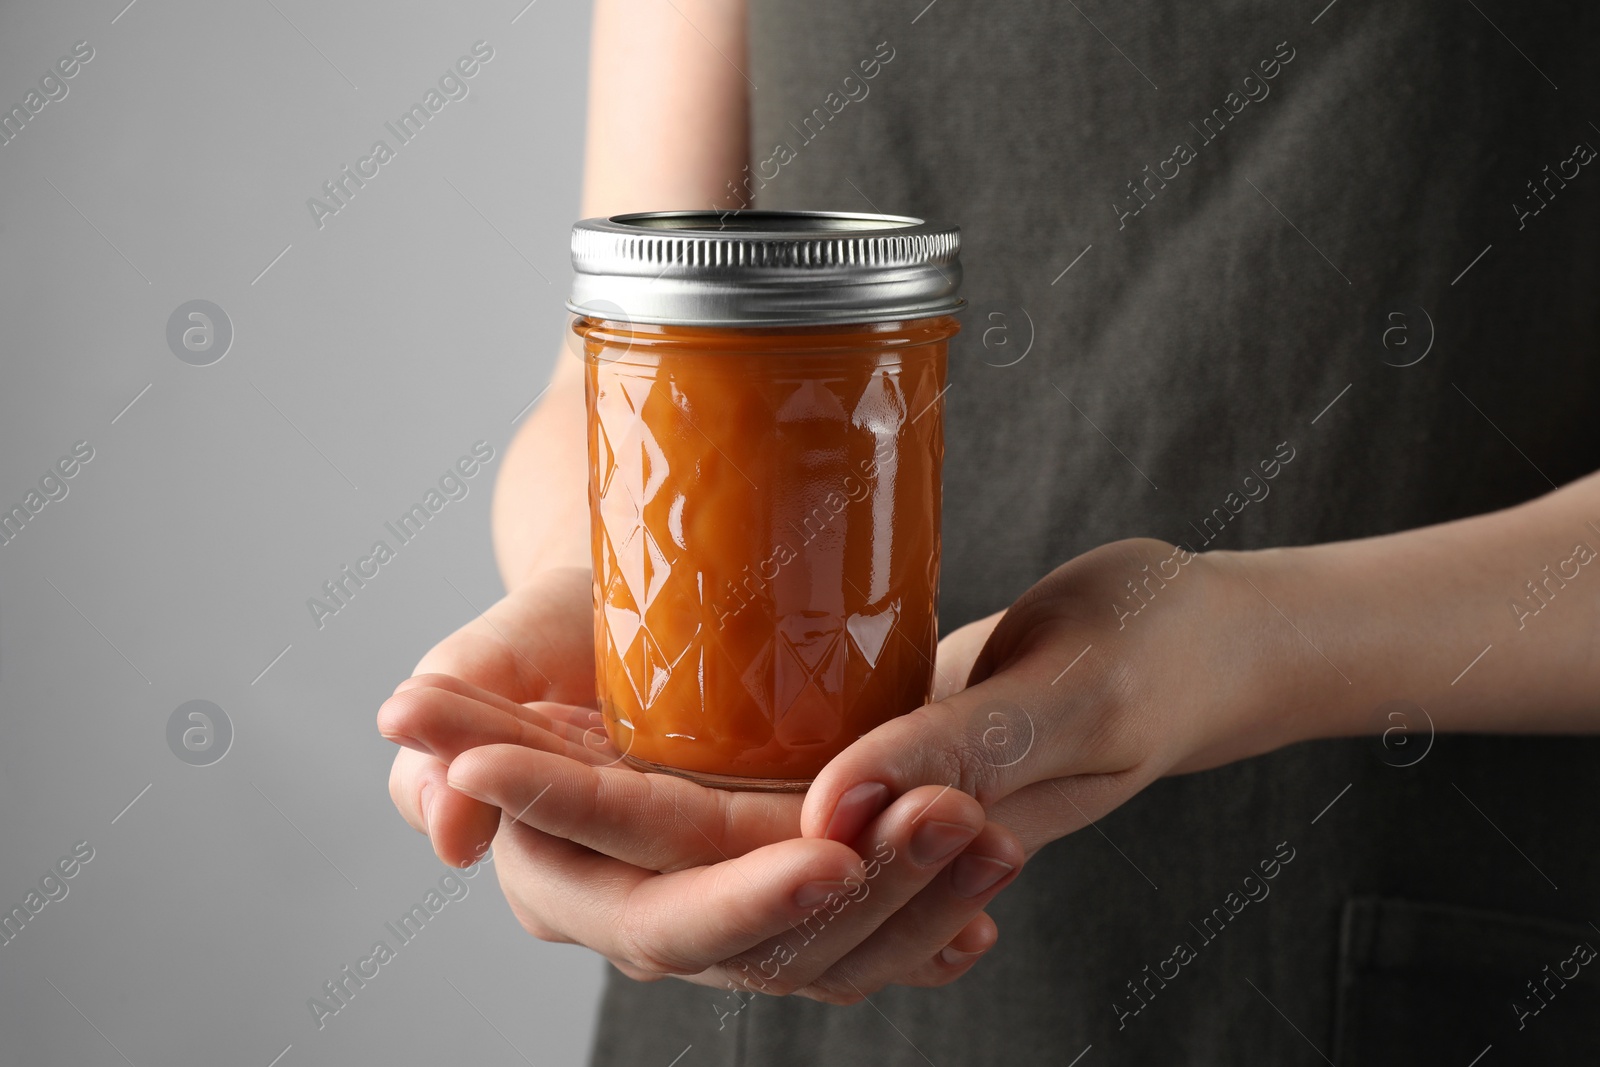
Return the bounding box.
[576,315,957,789]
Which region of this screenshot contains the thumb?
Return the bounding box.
[929,607,1006,702]
[801,657,1059,844]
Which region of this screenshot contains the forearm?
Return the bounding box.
[1229,469,1600,746]
[491,361,590,587]
[489,0,750,590]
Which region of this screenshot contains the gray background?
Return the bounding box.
[0,1,605,1064]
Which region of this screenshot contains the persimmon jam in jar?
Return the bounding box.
[567,211,963,790]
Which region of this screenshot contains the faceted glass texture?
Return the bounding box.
[578,317,956,787]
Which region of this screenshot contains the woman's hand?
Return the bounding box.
[810,467,1600,853]
[453,772,1020,1000]
[383,677,1021,1001]
[805,537,1284,857]
[382,566,598,866]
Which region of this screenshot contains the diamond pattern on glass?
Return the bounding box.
[588,336,945,779]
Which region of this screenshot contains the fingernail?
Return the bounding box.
[910,820,977,867]
[444,769,488,804]
[949,854,1016,899]
[823,782,891,844]
[940,944,986,966]
[794,880,854,910]
[420,781,437,833]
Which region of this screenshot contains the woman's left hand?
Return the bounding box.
[803,537,1284,858]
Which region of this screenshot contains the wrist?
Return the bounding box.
[1200,544,1360,755]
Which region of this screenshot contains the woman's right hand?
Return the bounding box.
[381,566,599,866]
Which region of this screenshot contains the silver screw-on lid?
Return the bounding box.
[566,210,964,327]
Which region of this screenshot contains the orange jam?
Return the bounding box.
[577,316,957,787]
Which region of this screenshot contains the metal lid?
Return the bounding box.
[566,210,963,327]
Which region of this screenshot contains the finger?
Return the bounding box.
[489,813,865,978]
[896,911,1000,987]
[379,674,597,763]
[802,647,1093,841]
[799,821,1021,1001]
[387,748,501,867]
[412,567,595,705]
[387,748,435,834]
[987,768,1154,858]
[447,744,802,869]
[714,785,992,997]
[393,671,594,743]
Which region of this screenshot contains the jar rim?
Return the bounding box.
[566,210,964,327]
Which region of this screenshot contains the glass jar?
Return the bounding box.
[567,211,963,790]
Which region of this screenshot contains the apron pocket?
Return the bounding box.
[1333,896,1600,1066]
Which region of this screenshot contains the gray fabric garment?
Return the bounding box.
[591,1,1600,1063]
